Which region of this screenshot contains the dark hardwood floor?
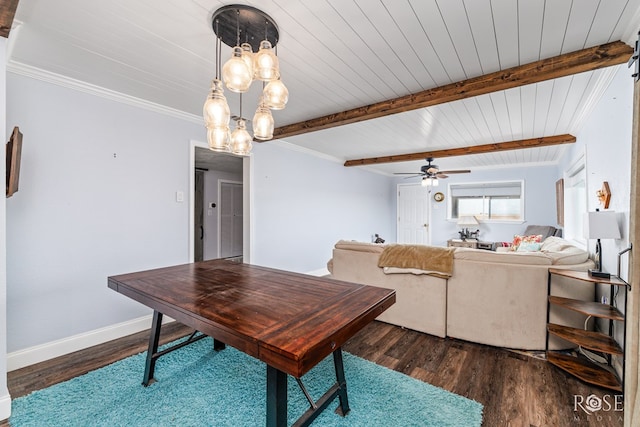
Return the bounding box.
[1,321,624,427]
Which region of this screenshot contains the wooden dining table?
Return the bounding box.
[108,259,395,426]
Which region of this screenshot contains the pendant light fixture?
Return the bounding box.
[204,5,289,155]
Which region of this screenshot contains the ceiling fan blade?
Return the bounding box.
[438,169,471,174]
[436,174,449,179]
[394,173,422,179]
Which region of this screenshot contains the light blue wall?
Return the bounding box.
[6,74,200,352]
[251,143,395,273]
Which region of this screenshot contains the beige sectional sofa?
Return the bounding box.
[327,237,595,350]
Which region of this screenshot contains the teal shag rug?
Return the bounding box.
[10,337,483,426]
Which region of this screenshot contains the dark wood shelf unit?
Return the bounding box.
[546,269,628,392]
[547,268,628,287]
[547,352,622,392]
[547,323,623,355]
[548,296,624,321]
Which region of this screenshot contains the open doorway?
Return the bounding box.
[190,144,245,262]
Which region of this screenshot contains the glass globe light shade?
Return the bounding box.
[254,40,279,81]
[222,46,253,93]
[230,119,253,156]
[252,100,274,140]
[263,79,288,110]
[421,177,439,187]
[240,43,254,78]
[207,126,230,152]
[203,79,230,128]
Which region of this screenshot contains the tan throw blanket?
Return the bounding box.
[377,244,455,278]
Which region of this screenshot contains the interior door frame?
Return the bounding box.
[188,139,252,263]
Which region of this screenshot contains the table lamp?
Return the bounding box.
[457,215,479,240]
[584,209,620,278]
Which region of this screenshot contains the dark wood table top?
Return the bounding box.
[108,259,395,377]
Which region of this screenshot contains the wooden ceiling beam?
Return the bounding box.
[0,0,20,38]
[344,134,576,167]
[272,41,632,140]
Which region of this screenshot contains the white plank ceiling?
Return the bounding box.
[8,0,640,175]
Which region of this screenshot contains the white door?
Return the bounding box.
[397,184,430,244]
[219,181,243,258]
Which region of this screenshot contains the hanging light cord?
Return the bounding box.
[215,20,221,79]
[236,10,241,46]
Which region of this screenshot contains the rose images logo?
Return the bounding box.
[573,393,623,422]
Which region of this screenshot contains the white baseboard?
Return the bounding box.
[306,267,330,277]
[7,314,174,371]
[0,391,11,421]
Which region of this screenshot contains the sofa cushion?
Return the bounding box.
[334,240,385,253]
[510,234,543,251]
[454,247,553,265]
[540,236,590,265]
[516,241,542,252]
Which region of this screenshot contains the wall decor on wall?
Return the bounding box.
[6,126,22,198]
[555,179,564,226]
[596,181,611,209]
[433,192,445,202]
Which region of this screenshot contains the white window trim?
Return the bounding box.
[447,180,525,223]
[563,152,588,249]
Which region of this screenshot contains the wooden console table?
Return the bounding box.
[447,239,494,250]
[545,268,628,392]
[447,239,477,249]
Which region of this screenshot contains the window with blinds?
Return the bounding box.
[449,181,524,221]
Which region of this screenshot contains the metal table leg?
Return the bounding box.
[266,365,288,427]
[267,348,351,427]
[142,311,212,386]
[333,348,350,416]
[143,310,163,386]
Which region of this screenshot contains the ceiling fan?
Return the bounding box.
[394,157,470,184]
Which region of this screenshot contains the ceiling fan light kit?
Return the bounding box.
[204,4,289,155]
[421,177,439,187]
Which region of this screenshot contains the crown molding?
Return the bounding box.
[7,61,203,125]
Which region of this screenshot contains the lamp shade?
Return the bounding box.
[457,216,479,226]
[584,211,621,239]
[421,177,439,187]
[252,99,274,140]
[222,46,253,93]
[230,119,252,156]
[254,40,279,81]
[263,79,288,110]
[203,79,230,128]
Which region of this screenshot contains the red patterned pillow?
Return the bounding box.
[510,234,543,251]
